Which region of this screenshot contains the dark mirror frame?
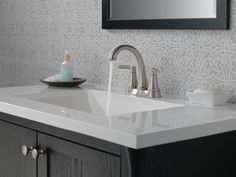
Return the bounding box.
[102,0,229,30]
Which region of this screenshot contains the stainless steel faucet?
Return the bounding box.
[109,45,148,90]
[109,45,161,98]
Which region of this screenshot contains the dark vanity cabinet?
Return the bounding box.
[37,133,120,177]
[0,121,36,177]
[0,112,236,177]
[0,117,120,177]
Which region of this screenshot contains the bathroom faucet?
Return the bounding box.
[109,45,148,93]
[109,45,161,98]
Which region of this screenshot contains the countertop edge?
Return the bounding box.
[0,101,139,149]
[136,118,236,149]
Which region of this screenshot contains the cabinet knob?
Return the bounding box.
[21,145,33,156]
[31,148,46,160]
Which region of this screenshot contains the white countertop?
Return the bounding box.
[0,85,236,149]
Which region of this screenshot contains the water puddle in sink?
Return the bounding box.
[106,61,114,115]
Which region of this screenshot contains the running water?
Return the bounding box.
[106,61,114,116]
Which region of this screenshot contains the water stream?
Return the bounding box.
[106,61,114,116]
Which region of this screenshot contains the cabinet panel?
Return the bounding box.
[121,131,236,177]
[38,133,120,177]
[0,120,37,177]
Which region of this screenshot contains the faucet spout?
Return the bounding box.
[109,45,148,90]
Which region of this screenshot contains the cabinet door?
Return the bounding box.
[38,133,120,177]
[0,120,37,177]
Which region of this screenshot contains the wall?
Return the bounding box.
[0,0,236,97]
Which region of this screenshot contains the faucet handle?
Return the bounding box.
[118,65,138,91]
[152,68,160,73]
[148,68,161,98]
[118,65,137,72]
[118,65,131,70]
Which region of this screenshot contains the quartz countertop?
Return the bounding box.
[0,85,235,149]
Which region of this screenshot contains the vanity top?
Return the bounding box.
[0,85,235,149]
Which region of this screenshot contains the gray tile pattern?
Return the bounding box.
[0,0,236,97]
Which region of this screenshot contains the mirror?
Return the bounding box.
[110,0,216,20]
[102,0,229,29]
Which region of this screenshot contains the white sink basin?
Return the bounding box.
[20,89,184,116]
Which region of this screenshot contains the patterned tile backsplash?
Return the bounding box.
[0,0,236,97]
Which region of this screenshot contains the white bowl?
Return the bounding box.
[186,92,229,106]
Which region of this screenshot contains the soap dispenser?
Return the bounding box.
[60,51,74,82]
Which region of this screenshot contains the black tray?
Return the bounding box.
[41,78,87,87]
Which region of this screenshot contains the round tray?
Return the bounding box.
[41,78,87,87]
